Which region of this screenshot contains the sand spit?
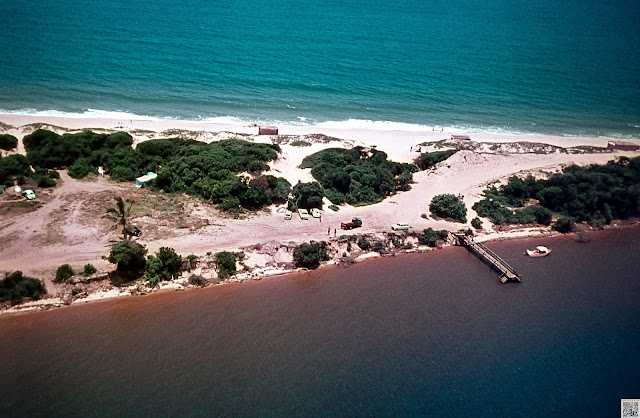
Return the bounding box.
[1,113,639,314]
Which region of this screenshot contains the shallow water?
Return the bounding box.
[1,228,639,416]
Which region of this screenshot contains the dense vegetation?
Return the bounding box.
[0,134,18,150]
[300,147,415,206]
[473,157,640,228]
[16,129,290,212]
[290,181,325,209]
[415,150,457,171]
[146,247,183,286]
[293,241,330,268]
[214,251,237,278]
[107,240,148,278]
[418,228,449,246]
[429,194,467,223]
[0,271,46,304]
[55,264,74,282]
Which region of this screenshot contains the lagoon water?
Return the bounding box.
[1,229,639,416]
[1,0,639,137]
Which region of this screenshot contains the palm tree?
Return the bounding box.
[103,197,134,240]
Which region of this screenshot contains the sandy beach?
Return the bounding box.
[1,112,639,313]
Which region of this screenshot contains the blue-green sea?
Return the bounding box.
[1,0,639,137]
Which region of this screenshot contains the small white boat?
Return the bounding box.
[526,246,551,257]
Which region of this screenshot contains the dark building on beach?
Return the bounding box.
[607,141,640,151]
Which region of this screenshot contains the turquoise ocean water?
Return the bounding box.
[1,0,639,137]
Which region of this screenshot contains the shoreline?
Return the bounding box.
[2,113,640,315]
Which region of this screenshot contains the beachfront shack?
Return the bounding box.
[451,134,471,141]
[136,172,157,188]
[607,141,640,151]
[258,125,278,135]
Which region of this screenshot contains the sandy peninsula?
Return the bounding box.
[1,112,638,313]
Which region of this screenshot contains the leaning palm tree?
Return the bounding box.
[103,197,134,240]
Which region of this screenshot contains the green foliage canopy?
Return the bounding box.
[214,251,237,278]
[429,194,467,223]
[0,271,46,304]
[107,240,148,276]
[293,241,330,268]
[0,134,18,150]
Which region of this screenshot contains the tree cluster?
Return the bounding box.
[214,251,237,278]
[0,271,46,304]
[293,241,330,268]
[417,228,448,246]
[17,129,291,213]
[301,147,415,206]
[414,150,457,171]
[472,157,640,228]
[429,194,467,223]
[0,134,18,151]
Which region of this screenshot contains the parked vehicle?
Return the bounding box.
[341,217,362,230]
[124,225,142,237]
[284,210,292,220]
[391,222,411,231]
[310,208,321,218]
[298,209,310,220]
[22,189,36,200]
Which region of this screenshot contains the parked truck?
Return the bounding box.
[341,217,362,230]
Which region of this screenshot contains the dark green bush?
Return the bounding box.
[82,264,97,276]
[107,240,148,277]
[293,241,330,268]
[553,216,575,233]
[357,236,371,250]
[415,150,456,170]
[418,228,439,246]
[69,159,94,179]
[146,247,183,286]
[189,275,207,287]
[372,241,386,253]
[471,217,482,229]
[292,181,325,209]
[0,134,18,150]
[214,251,237,278]
[301,147,414,206]
[429,194,467,223]
[37,175,56,188]
[0,154,31,186]
[55,264,74,282]
[0,271,46,303]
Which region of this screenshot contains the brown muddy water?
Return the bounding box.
[1,228,639,417]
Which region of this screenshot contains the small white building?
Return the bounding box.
[136,172,157,188]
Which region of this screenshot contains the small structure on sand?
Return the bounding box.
[259,125,278,135]
[451,134,471,141]
[607,141,640,151]
[136,172,158,188]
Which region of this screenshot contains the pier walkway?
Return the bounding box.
[453,234,521,283]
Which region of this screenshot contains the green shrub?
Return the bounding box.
[415,150,456,170]
[553,216,575,233]
[0,134,18,150]
[301,147,414,206]
[292,181,325,209]
[82,264,97,276]
[372,241,386,253]
[55,264,74,282]
[0,271,46,303]
[107,240,148,277]
[471,217,482,229]
[357,236,371,250]
[37,175,57,188]
[429,194,467,223]
[214,251,237,278]
[418,228,438,246]
[329,204,339,211]
[189,275,207,287]
[293,241,330,268]
[146,247,183,285]
[69,159,94,179]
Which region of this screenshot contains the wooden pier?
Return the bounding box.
[454,234,521,283]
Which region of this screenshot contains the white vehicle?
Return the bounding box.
[284,210,292,220]
[310,208,321,218]
[391,222,411,231]
[298,209,310,220]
